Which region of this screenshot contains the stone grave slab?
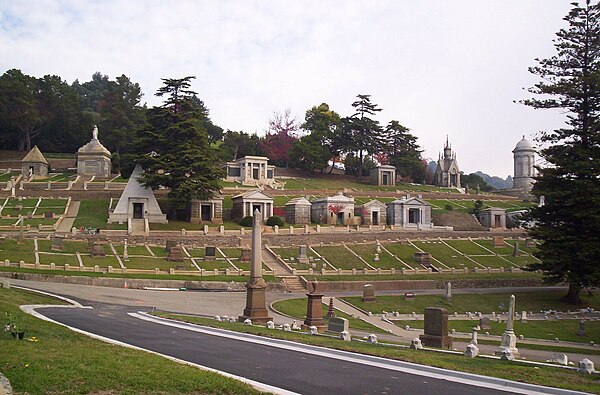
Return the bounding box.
[165,240,178,253]
[479,317,491,330]
[413,251,432,267]
[419,307,453,349]
[240,248,251,262]
[51,237,64,251]
[493,236,505,248]
[44,211,55,219]
[167,246,184,262]
[90,243,106,257]
[327,317,349,334]
[205,246,217,261]
[361,284,376,303]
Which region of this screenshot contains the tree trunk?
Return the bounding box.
[329,156,336,174]
[563,282,583,304]
[357,151,364,183]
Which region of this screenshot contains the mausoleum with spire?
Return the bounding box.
[433,137,461,188]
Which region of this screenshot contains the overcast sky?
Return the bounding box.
[1,1,572,177]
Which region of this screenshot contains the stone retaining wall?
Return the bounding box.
[0,271,286,292]
[0,372,12,395]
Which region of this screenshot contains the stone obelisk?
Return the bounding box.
[495,294,520,357]
[239,209,272,324]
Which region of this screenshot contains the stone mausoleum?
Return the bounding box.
[387,196,432,228]
[188,195,223,224]
[77,125,112,178]
[311,192,355,225]
[108,164,167,224]
[370,165,396,186]
[21,146,49,178]
[433,137,461,188]
[357,199,387,226]
[225,156,276,187]
[512,136,536,196]
[231,189,274,221]
[479,207,506,229]
[284,196,311,225]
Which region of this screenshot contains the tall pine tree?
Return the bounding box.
[135,77,223,203]
[523,0,600,304]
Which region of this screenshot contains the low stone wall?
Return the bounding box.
[0,271,286,292]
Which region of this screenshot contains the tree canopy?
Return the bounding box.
[523,0,600,304]
[134,77,224,203]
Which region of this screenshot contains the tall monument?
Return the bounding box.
[512,136,536,196]
[433,136,461,188]
[495,294,520,357]
[239,209,272,324]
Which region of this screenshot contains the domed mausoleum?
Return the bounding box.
[77,125,112,177]
[512,136,535,195]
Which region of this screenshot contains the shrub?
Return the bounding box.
[266,216,284,227]
[444,204,453,211]
[239,216,253,227]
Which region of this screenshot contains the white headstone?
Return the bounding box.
[340,331,351,341]
[0,278,9,289]
[500,350,515,361]
[266,321,275,329]
[309,325,318,335]
[410,338,423,350]
[547,353,568,365]
[283,323,291,331]
[465,344,479,358]
[214,315,221,321]
[367,334,378,344]
[578,358,595,374]
[243,318,252,326]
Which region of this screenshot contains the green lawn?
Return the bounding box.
[444,239,493,255]
[343,292,600,315]
[37,252,79,266]
[2,198,39,208]
[0,172,18,182]
[0,288,261,394]
[0,239,35,263]
[347,244,400,269]
[313,245,366,269]
[37,240,89,254]
[412,241,477,269]
[113,244,154,256]
[395,319,600,343]
[80,255,120,268]
[73,199,109,228]
[36,199,68,209]
[123,257,186,271]
[470,255,513,268]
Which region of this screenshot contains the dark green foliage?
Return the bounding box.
[239,216,253,227]
[522,0,600,304]
[134,77,224,203]
[344,154,376,177]
[343,94,384,182]
[444,204,453,211]
[384,120,425,183]
[217,130,264,161]
[294,103,344,173]
[266,216,284,227]
[461,173,493,192]
[470,199,484,217]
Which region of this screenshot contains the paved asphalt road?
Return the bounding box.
[34,298,562,395]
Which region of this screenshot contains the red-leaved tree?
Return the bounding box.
[261,109,298,167]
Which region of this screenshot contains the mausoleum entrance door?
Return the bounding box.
[494,215,502,228]
[337,212,344,225]
[201,204,212,221]
[372,211,379,225]
[252,204,261,214]
[133,203,144,219]
[408,208,420,224]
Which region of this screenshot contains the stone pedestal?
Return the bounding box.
[361,284,377,303]
[419,307,452,349]
[302,292,326,333]
[493,236,505,248]
[167,246,184,262]
[297,245,310,264]
[238,281,272,325]
[495,331,520,358]
[205,246,217,261]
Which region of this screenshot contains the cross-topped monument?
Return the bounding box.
[239,209,272,324]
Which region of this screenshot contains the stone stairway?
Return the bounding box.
[56,201,80,233]
[281,276,306,292]
[130,219,147,236]
[261,247,291,275]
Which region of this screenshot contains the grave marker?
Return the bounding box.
[361,284,376,303]
[205,246,217,261]
[240,248,251,262]
[51,237,64,251]
[327,317,349,333]
[419,307,452,349]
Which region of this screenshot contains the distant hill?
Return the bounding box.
[474,171,513,189]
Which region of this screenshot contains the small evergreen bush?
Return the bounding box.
[444,204,453,211]
[266,216,284,227]
[239,216,253,227]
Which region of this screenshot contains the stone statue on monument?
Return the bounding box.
[92,125,98,140]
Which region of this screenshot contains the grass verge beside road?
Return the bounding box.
[0,288,262,395]
[155,312,600,393]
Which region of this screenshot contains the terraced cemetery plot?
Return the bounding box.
[474,239,514,255]
[80,255,120,268]
[412,241,477,269]
[148,245,168,257]
[347,244,400,269]
[444,239,493,255]
[2,198,39,207]
[501,254,539,267]
[504,239,538,254]
[381,242,419,268]
[0,219,17,226]
[0,172,18,182]
[37,199,68,209]
[37,240,89,253]
[113,244,153,256]
[0,239,35,263]
[194,259,233,271]
[22,218,58,227]
[312,245,365,269]
[220,248,243,260]
[124,257,190,271]
[73,199,110,228]
[270,246,318,269]
[38,252,79,266]
[225,261,268,271]
[1,207,35,217]
[469,255,513,268]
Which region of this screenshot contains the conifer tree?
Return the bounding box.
[135,77,223,203]
[523,0,600,303]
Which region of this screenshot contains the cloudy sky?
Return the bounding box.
[1,1,572,177]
